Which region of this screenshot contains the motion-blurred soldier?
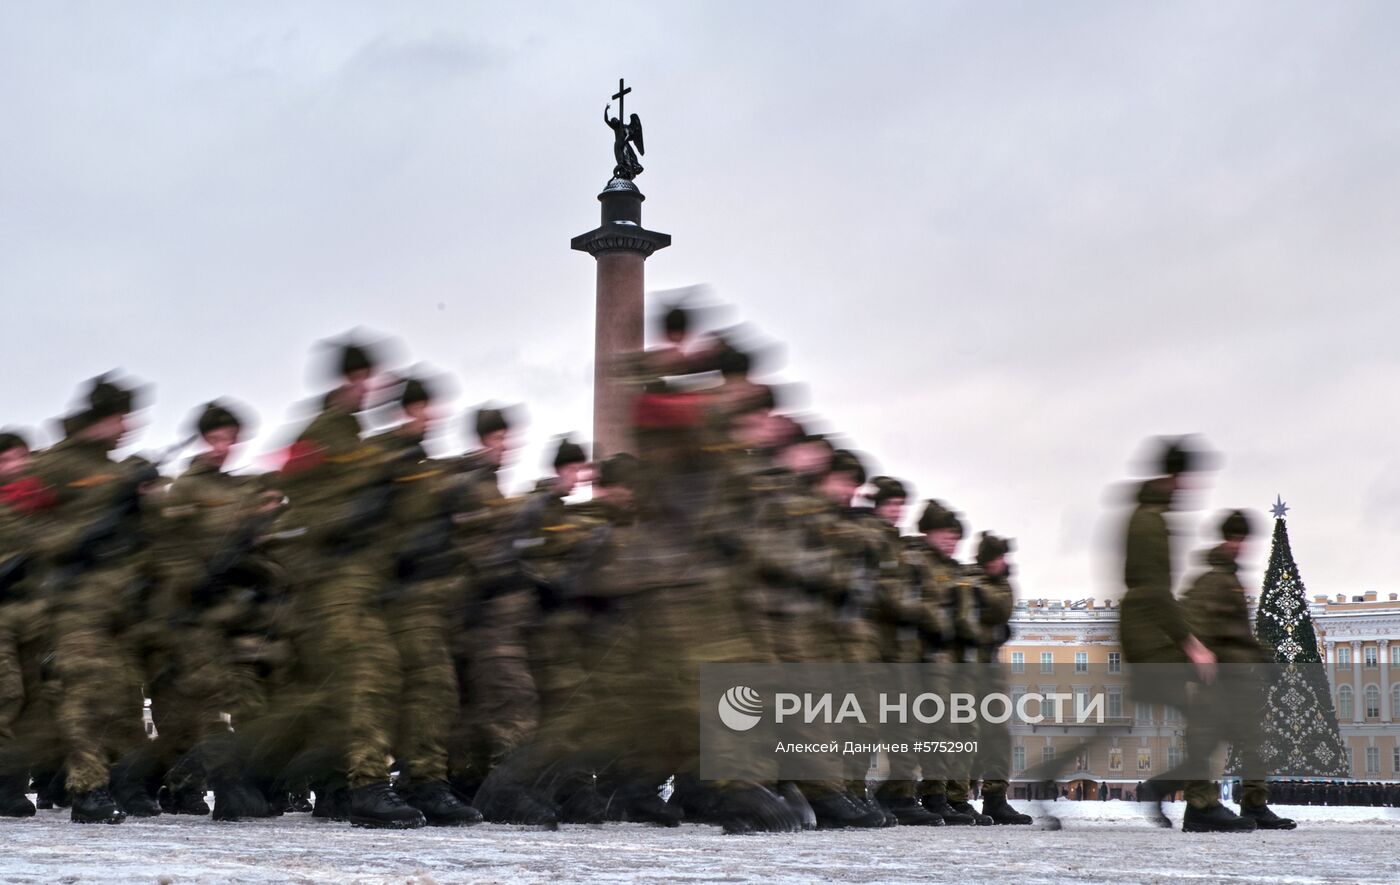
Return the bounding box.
[139,401,278,817]
[1118,437,1220,821]
[0,430,54,817]
[813,450,897,826]
[904,500,984,825]
[374,378,482,826]
[274,341,424,829]
[31,375,153,823]
[864,477,944,827]
[962,532,1032,824]
[1178,510,1295,832]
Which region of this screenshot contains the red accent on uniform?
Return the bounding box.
[279,439,325,476]
[632,393,702,428]
[0,476,59,514]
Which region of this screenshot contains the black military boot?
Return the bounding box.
[34,769,70,809]
[311,784,350,821]
[808,791,887,829]
[406,781,483,827]
[212,780,271,822]
[70,787,127,824]
[710,782,804,834]
[775,782,817,830]
[348,782,427,829]
[878,792,945,826]
[981,791,1033,825]
[923,791,976,825]
[1182,802,1258,833]
[0,775,36,817]
[850,785,898,827]
[950,798,994,825]
[159,785,211,816]
[112,782,162,818]
[1239,803,1296,830]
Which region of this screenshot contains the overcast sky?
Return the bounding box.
[2,1,1397,600]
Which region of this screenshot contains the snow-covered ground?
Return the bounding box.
[2,799,1396,884]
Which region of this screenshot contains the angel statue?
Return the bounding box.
[605,103,645,180]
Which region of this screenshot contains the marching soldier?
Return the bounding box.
[31,374,153,823]
[1178,510,1295,832]
[374,378,482,825]
[272,341,424,828]
[0,430,54,818]
[904,500,986,825]
[962,532,1032,824]
[1118,437,1221,825]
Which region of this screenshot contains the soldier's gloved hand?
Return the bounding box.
[534,578,563,612]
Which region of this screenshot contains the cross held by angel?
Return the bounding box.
[605,78,645,180]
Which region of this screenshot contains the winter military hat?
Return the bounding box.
[870,476,908,506]
[1157,435,1219,476]
[716,345,751,379]
[0,430,29,455]
[399,377,433,409]
[85,373,138,420]
[1220,509,1254,540]
[976,531,1014,565]
[918,499,964,536]
[194,400,244,437]
[474,407,511,441]
[552,436,588,470]
[339,342,376,377]
[663,305,689,338]
[828,448,867,485]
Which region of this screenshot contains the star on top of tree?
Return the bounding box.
[1271,495,1290,519]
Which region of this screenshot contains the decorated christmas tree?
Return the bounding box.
[1248,496,1349,777]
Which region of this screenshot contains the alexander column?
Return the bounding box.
[572,79,670,459]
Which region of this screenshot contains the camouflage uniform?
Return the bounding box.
[448,457,538,789]
[29,438,149,795]
[272,398,403,791]
[0,484,64,796]
[901,539,963,802]
[960,561,1015,798]
[375,433,462,787]
[145,455,278,798]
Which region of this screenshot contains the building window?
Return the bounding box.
[1011,652,1025,673]
[1108,748,1123,772]
[1107,689,1123,719]
[1338,685,1354,720]
[1135,702,1152,724]
[1391,645,1400,667]
[1108,652,1121,674]
[1337,647,1352,668]
[1365,746,1380,774]
[1168,744,1182,769]
[1075,652,1088,673]
[1137,748,1152,772]
[1042,745,1055,764]
[1041,652,1054,674]
[1364,685,1380,719]
[1392,684,1400,720]
[1364,647,1378,668]
[1164,705,1181,724]
[1012,746,1025,772]
[1344,747,1353,771]
[1392,745,1399,774]
[1011,688,1026,723]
